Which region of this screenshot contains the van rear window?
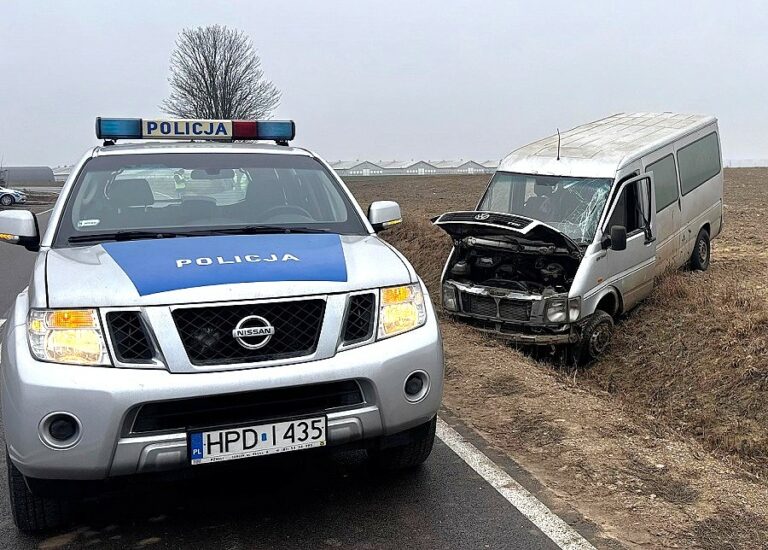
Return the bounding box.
[677,132,721,195]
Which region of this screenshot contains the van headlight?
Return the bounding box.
[378,284,427,338]
[545,298,567,323]
[28,309,110,366]
[442,284,459,312]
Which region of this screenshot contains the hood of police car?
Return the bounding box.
[45,233,414,308]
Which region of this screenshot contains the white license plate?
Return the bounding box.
[189,416,327,465]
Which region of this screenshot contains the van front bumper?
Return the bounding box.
[450,312,578,345]
[1,312,443,481]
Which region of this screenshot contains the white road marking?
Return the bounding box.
[437,418,596,550]
[38,208,54,215]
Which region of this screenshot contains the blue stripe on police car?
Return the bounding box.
[103,234,348,295]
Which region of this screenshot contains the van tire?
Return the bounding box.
[690,229,710,271]
[574,311,614,364]
[367,416,436,470]
[7,451,70,532]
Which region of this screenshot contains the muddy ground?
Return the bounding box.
[345,169,768,549]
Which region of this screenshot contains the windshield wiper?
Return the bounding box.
[68,230,184,244]
[203,225,331,235]
[68,225,331,244]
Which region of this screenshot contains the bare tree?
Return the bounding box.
[161,25,281,120]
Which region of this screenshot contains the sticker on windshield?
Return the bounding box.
[77,219,101,228]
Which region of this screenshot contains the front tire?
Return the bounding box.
[0,194,13,207]
[7,451,70,533]
[690,228,710,271]
[367,416,437,470]
[574,310,614,364]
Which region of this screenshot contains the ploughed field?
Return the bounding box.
[345,170,768,549]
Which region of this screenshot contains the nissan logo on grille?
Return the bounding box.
[232,316,275,349]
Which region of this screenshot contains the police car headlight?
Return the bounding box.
[378,284,427,338]
[28,309,110,366]
[546,298,567,323]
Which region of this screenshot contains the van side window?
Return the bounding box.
[677,132,721,195]
[647,154,678,212]
[607,179,650,236]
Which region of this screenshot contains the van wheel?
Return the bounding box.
[574,311,614,364]
[7,451,70,532]
[690,229,710,271]
[367,416,436,470]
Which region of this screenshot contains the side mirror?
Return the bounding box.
[0,210,40,251]
[609,225,627,251]
[368,201,402,232]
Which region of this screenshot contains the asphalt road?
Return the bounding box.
[0,206,564,549]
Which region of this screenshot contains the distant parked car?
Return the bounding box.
[0,185,28,207]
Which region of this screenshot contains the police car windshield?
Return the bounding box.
[55,153,368,246]
[479,172,613,243]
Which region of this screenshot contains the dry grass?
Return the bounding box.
[345,171,768,548]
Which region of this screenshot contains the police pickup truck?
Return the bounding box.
[0,118,444,532]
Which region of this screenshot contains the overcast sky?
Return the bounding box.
[1,1,766,166]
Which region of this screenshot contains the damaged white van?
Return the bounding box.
[435,113,723,361]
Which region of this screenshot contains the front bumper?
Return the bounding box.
[1,310,443,480]
[450,312,577,345]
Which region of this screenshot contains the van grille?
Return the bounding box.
[460,292,531,322]
[130,380,364,434]
[498,299,532,321]
[172,299,325,366]
[461,293,498,317]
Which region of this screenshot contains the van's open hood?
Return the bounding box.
[45,233,412,308]
[432,211,582,257]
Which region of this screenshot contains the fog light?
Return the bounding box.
[39,412,81,449]
[405,374,424,396]
[49,416,78,441]
[403,371,429,402]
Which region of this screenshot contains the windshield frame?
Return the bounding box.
[476,171,615,245]
[52,152,369,248]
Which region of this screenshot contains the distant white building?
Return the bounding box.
[330,159,498,177]
[0,166,56,188]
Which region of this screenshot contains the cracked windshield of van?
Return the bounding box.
[55,153,368,246]
[479,172,613,244]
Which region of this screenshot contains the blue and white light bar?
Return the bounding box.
[95,117,295,142]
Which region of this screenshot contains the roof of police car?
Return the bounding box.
[92,140,314,157]
[498,112,717,178]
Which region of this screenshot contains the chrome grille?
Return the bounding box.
[172,299,325,366]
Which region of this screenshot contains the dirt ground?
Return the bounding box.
[345,170,768,549]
